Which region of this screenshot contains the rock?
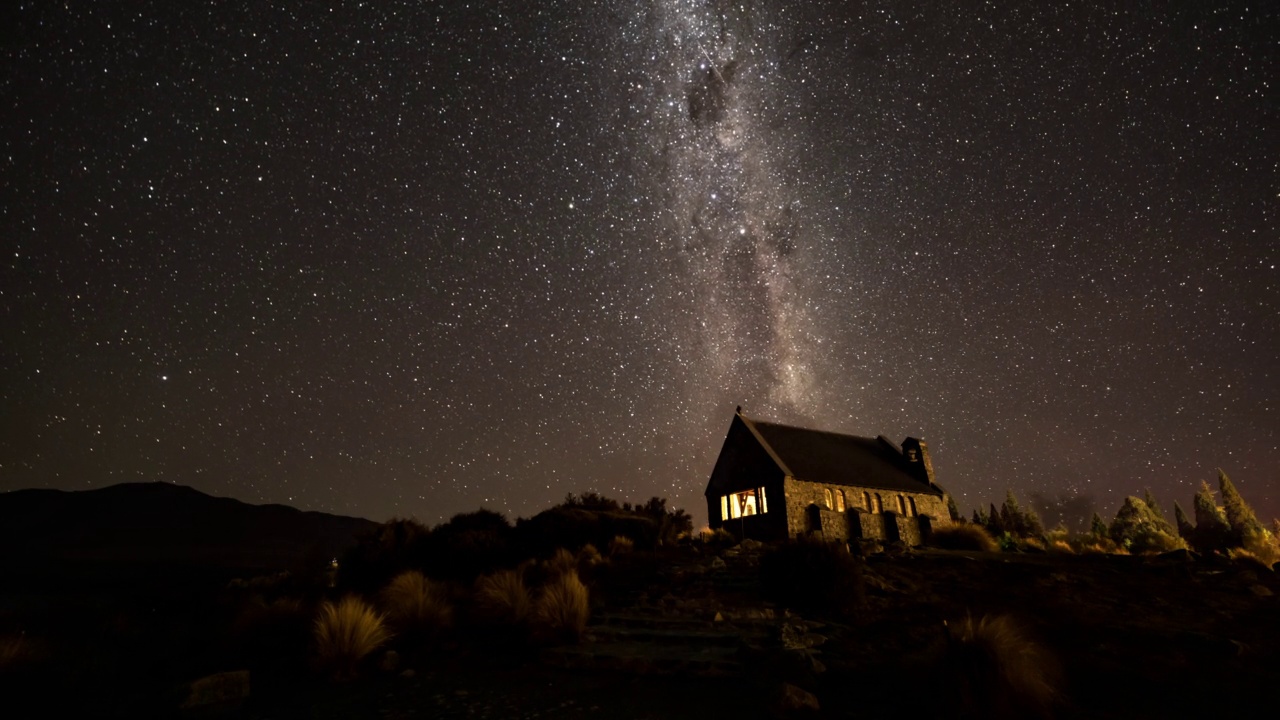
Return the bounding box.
[181,670,250,710]
[713,612,725,623]
[739,538,764,552]
[380,649,400,672]
[774,683,820,716]
[780,622,827,650]
[1249,584,1273,597]
[711,556,728,570]
[400,668,416,679]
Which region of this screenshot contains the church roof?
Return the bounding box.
[739,414,941,496]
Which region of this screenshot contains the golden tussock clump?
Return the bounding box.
[608,535,634,556]
[535,569,589,643]
[313,595,392,680]
[380,570,452,640]
[1048,539,1075,554]
[929,523,1000,552]
[577,543,604,569]
[940,614,1060,720]
[474,569,532,627]
[543,548,577,578]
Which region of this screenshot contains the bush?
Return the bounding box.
[760,537,865,616]
[929,524,999,552]
[313,596,392,680]
[577,543,604,569]
[938,614,1059,720]
[1048,540,1074,554]
[544,548,578,578]
[380,571,452,642]
[338,518,431,593]
[474,569,532,628]
[232,596,311,672]
[534,570,590,643]
[698,527,737,547]
[608,535,634,556]
[1109,497,1187,554]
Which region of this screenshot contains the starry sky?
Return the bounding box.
[2,1,1276,527]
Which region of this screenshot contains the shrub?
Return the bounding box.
[380,571,452,642]
[577,543,604,569]
[760,536,864,616]
[534,570,589,643]
[608,535,634,556]
[1048,540,1074,554]
[475,569,532,628]
[544,548,577,578]
[232,596,311,671]
[0,634,32,673]
[929,524,999,552]
[698,527,737,547]
[1229,547,1274,573]
[939,614,1059,720]
[339,518,431,593]
[313,596,392,680]
[997,533,1019,552]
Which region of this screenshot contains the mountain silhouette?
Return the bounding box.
[0,482,378,580]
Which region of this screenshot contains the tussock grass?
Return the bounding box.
[1229,547,1274,573]
[608,535,634,556]
[475,569,532,627]
[535,569,589,643]
[929,523,999,552]
[313,595,392,680]
[1048,539,1075,554]
[543,548,577,578]
[0,634,31,673]
[577,543,604,569]
[381,571,452,641]
[940,614,1059,720]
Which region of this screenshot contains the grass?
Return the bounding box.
[544,548,577,578]
[381,570,452,641]
[608,535,634,556]
[576,543,604,569]
[534,569,590,643]
[1048,539,1075,554]
[929,523,999,552]
[940,614,1059,720]
[313,595,392,680]
[0,634,32,673]
[475,569,532,627]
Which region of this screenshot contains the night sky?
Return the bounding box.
[2,1,1276,527]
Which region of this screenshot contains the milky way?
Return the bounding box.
[1,1,1275,525]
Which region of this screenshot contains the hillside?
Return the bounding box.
[0,482,378,579]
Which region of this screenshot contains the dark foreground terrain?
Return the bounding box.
[5,537,1276,719]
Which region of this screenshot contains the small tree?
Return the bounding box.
[1000,490,1044,538]
[1218,469,1264,547]
[1192,481,1232,553]
[986,503,1005,536]
[947,494,962,521]
[1109,497,1185,554]
[1173,501,1195,542]
[1089,512,1108,540]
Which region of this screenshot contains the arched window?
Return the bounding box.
[863,492,872,511]
[874,493,883,513]
[897,495,907,515]
[908,497,917,517]
[824,488,833,510]
[836,490,846,512]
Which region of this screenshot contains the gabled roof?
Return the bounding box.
[739,413,941,496]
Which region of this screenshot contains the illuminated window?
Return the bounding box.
[836,490,846,512]
[724,488,768,519]
[824,488,833,509]
[908,497,917,517]
[863,492,872,511]
[897,495,907,514]
[874,494,883,513]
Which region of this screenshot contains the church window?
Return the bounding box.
[836,490,846,512]
[723,488,768,519]
[863,492,872,511]
[908,497,917,517]
[897,495,907,514]
[874,493,883,513]
[824,488,833,509]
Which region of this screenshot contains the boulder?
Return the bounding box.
[774,683,820,716]
[180,670,250,710]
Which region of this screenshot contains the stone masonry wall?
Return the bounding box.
[782,476,951,545]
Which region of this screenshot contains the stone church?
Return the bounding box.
[704,408,954,544]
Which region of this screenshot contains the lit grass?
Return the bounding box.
[608,535,634,556]
[381,571,452,641]
[475,569,532,627]
[313,595,392,680]
[941,614,1059,720]
[929,523,999,552]
[535,569,589,643]
[543,547,577,578]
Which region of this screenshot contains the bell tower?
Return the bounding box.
[900,437,936,488]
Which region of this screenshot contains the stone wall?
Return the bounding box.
[781,476,951,544]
